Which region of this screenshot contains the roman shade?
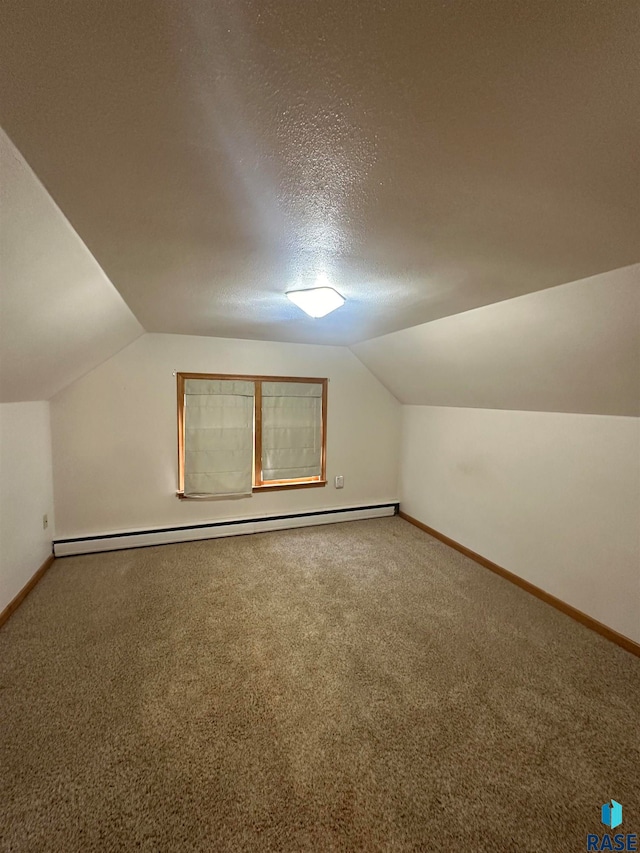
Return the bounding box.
[183,379,254,497]
[261,382,323,481]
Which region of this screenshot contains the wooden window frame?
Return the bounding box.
[176,373,327,498]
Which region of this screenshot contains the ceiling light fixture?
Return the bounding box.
[286,286,345,318]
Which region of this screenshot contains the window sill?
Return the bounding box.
[176,492,251,501]
[252,480,327,493]
[176,480,327,499]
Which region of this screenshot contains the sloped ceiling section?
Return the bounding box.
[351,265,640,417]
[0,129,144,402]
[0,1,638,345]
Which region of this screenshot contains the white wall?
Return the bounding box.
[352,272,640,643]
[0,402,55,612]
[401,406,640,643]
[51,334,400,539]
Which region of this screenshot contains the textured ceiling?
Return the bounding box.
[352,265,640,416]
[1,0,639,346]
[0,130,143,402]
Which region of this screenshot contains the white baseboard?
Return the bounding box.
[53,503,399,557]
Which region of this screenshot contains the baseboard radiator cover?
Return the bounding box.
[54,503,399,557]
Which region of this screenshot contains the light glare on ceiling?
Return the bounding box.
[286,286,345,318]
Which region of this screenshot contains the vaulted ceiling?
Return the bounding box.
[0,130,143,402]
[1,0,638,346]
[353,264,640,417]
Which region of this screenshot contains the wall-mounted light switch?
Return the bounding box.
[334,475,344,489]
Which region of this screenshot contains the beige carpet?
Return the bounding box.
[1,517,639,852]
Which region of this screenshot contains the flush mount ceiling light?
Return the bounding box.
[286,286,345,318]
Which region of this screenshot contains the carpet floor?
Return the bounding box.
[1,517,639,852]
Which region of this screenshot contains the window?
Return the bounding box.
[177,373,327,498]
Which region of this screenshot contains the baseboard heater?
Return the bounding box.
[53,502,399,557]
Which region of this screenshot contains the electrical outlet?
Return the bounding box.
[334,475,344,489]
[43,514,48,530]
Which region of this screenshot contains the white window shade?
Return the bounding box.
[261,382,323,481]
[183,379,254,497]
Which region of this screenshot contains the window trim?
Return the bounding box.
[176,373,328,498]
